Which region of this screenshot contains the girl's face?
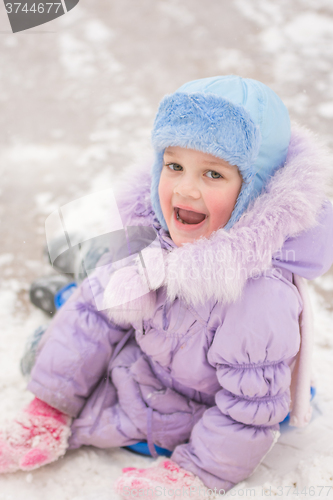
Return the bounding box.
[158,146,243,247]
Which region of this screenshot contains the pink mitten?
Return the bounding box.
[0,397,71,473]
[114,459,209,500]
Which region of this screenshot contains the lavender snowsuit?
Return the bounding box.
[28,126,333,491]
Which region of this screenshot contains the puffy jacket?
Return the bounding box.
[28,126,333,491]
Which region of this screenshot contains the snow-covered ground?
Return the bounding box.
[0,1,333,499]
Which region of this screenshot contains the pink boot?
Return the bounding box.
[114,459,209,499]
[0,397,71,473]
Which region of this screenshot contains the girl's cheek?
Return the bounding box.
[207,194,224,215]
[207,191,238,228]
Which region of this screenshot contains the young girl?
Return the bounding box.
[1,75,333,497]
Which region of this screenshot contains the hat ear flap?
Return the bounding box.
[151,150,169,231]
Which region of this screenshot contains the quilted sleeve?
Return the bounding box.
[171,274,302,492]
[27,254,132,418]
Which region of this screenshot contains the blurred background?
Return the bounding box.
[1,0,333,291]
[0,1,333,499]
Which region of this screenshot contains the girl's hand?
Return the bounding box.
[0,397,71,473]
[114,459,211,499]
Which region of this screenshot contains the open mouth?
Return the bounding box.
[175,207,207,225]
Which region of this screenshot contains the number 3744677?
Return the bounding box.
[5,3,62,14]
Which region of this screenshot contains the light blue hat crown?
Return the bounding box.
[151,75,291,231]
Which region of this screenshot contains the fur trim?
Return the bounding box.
[151,92,261,171]
[110,124,331,312]
[289,275,314,427]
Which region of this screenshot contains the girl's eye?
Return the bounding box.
[166,163,183,171]
[206,170,222,179]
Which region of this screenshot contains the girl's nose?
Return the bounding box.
[174,177,201,199]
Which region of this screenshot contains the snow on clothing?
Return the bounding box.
[0,398,71,473]
[27,126,333,492]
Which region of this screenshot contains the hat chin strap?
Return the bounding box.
[289,274,314,428]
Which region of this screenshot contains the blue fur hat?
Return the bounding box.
[150,75,291,231]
